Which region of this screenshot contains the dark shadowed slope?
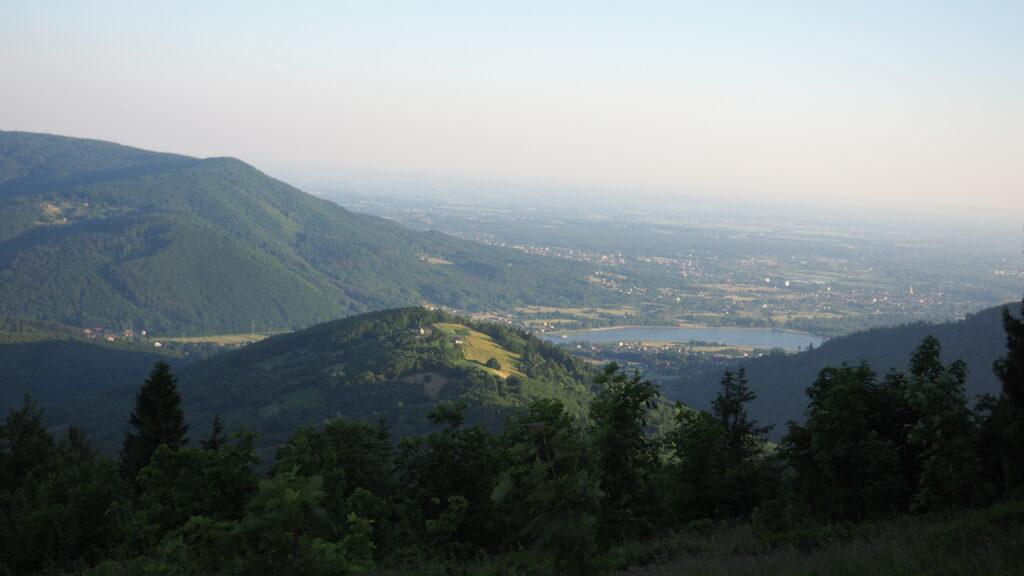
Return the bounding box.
[670,301,1020,437]
[0,319,182,415]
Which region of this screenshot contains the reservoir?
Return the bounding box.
[543,326,825,351]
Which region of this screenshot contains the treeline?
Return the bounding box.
[1,301,1022,575]
[664,301,1017,437]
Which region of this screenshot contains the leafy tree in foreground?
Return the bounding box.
[274,418,395,554]
[492,399,602,575]
[980,297,1024,493]
[173,470,375,576]
[0,397,54,492]
[138,432,260,537]
[590,363,660,542]
[668,409,728,520]
[0,404,128,575]
[120,362,189,490]
[396,401,501,558]
[782,364,909,520]
[905,337,988,510]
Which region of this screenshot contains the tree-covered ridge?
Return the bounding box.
[176,307,598,447]
[0,131,605,335]
[669,301,1020,437]
[0,131,193,196]
[49,307,600,452]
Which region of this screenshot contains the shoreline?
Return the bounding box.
[541,324,826,339]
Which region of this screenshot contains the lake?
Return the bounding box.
[542,326,825,351]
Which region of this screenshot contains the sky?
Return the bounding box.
[2,1,1022,215]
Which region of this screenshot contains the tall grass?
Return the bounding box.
[614,501,1024,576]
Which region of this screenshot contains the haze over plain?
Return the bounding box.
[2,1,1021,219]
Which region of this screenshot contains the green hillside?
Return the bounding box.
[56,307,599,450]
[0,131,603,335]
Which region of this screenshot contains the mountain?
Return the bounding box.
[667,301,1021,437]
[0,131,602,335]
[52,307,599,451]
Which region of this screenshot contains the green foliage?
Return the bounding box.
[674,302,1019,436]
[711,368,771,463]
[87,308,597,452]
[668,410,728,519]
[6,327,1024,575]
[201,415,226,451]
[977,393,1024,496]
[120,362,189,489]
[396,401,501,558]
[985,296,1024,498]
[667,368,776,522]
[782,364,911,520]
[173,470,376,576]
[137,433,259,536]
[995,296,1024,409]
[782,336,997,520]
[590,363,661,542]
[492,399,603,575]
[904,336,989,510]
[273,418,394,550]
[0,403,129,575]
[0,398,55,492]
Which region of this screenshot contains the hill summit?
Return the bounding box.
[63,307,599,450]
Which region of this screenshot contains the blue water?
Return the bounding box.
[543,326,825,351]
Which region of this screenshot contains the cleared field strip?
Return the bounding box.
[432,322,523,379]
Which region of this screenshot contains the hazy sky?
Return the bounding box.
[2,1,1022,212]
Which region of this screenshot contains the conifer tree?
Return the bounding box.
[994,298,1024,409]
[711,367,770,464]
[120,361,188,488]
[985,298,1024,490]
[201,414,226,450]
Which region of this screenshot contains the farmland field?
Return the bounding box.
[433,322,523,378]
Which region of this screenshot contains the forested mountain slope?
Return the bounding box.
[55,307,599,450]
[0,132,601,335]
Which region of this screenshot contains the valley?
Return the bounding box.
[328,189,1023,338]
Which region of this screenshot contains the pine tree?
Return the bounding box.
[987,297,1024,490]
[201,415,226,451]
[711,367,770,464]
[994,298,1024,409]
[120,362,188,488]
